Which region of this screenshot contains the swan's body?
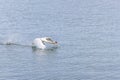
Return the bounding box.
[32,37,57,49]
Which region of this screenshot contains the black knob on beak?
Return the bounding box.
[55,41,57,44]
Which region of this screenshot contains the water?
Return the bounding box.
[0,0,120,80]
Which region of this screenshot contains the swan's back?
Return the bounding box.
[32,38,46,49]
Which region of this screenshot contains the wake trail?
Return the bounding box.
[0,42,32,48]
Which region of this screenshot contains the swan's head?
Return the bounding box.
[41,37,57,44]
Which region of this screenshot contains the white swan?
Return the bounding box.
[32,37,57,49]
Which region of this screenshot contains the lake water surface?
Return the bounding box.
[0,0,120,80]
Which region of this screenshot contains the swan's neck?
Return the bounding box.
[39,40,46,49]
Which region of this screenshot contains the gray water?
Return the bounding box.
[0,0,120,80]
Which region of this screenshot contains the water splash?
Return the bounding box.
[2,33,20,45]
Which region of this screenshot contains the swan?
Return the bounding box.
[32,37,58,49]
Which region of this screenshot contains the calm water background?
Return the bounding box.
[0,0,120,80]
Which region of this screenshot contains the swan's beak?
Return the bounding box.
[51,41,58,44]
[53,41,58,44]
